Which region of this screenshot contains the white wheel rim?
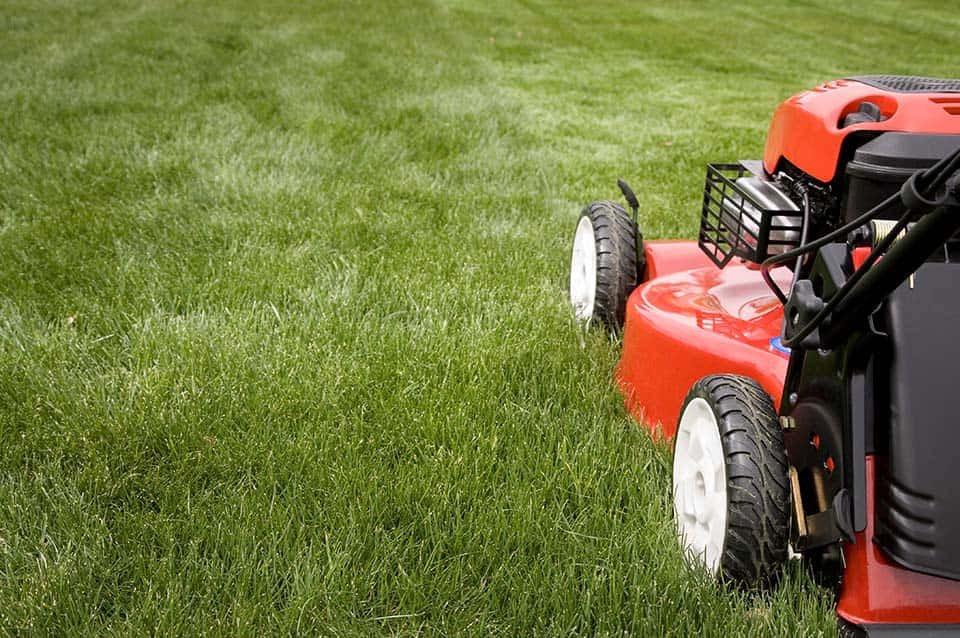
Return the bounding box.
[570,216,597,321]
[673,397,727,576]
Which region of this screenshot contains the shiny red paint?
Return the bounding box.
[615,241,791,438]
[837,457,960,626]
[852,246,872,271]
[639,240,712,280]
[763,79,960,183]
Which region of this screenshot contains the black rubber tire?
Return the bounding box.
[676,374,791,586]
[837,618,867,638]
[578,200,638,330]
[805,543,844,589]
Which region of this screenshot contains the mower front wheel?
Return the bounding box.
[569,200,638,331]
[672,374,790,586]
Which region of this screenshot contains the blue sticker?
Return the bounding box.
[770,336,791,356]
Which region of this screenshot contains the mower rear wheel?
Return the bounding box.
[672,375,790,586]
[569,201,638,330]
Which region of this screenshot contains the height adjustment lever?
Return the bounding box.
[617,178,646,282]
[618,179,639,218]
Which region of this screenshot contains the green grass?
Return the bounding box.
[1,1,957,635]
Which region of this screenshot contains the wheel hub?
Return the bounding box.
[569,216,597,321]
[673,397,727,575]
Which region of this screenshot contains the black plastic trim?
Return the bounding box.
[848,75,960,93]
[874,262,960,581]
[849,370,867,532]
[857,622,960,637]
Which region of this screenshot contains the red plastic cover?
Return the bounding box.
[763,79,960,182]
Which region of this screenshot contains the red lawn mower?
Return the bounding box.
[569,76,960,636]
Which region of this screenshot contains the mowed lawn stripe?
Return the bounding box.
[1,0,956,635]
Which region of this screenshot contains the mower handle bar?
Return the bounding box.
[821,170,960,345]
[777,146,960,349]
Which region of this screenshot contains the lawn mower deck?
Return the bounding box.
[570,76,960,636]
[615,240,790,435]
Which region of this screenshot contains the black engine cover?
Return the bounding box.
[874,261,960,581]
[843,132,960,224]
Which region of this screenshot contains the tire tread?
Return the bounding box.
[679,374,790,587]
[579,201,637,330]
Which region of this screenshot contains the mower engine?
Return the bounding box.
[702,76,960,268]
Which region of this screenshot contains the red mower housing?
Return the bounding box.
[572,76,960,637]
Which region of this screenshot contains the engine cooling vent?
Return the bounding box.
[849,75,960,93]
[929,96,960,116]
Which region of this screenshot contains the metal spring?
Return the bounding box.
[870,219,906,247]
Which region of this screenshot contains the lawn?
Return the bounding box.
[1,1,957,635]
